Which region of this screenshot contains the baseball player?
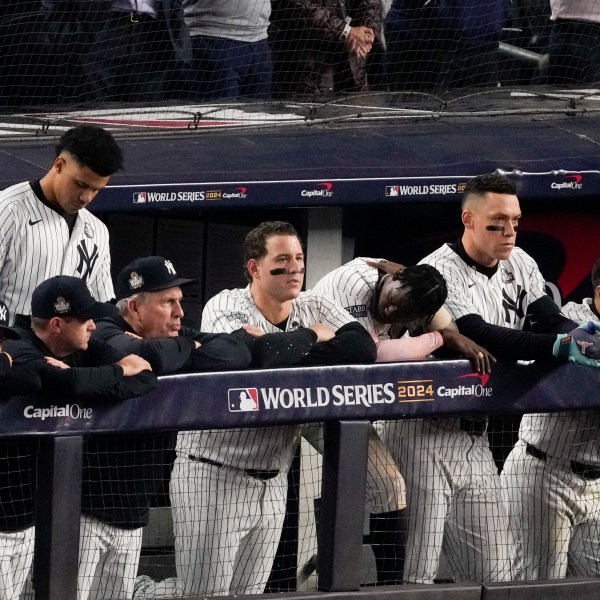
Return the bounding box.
[162,221,377,598]
[0,124,122,326]
[501,256,600,580]
[4,276,157,600]
[312,257,494,584]
[383,173,599,584]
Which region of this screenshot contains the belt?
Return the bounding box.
[460,418,487,436]
[526,445,600,480]
[189,455,279,481]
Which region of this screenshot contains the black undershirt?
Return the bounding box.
[30,179,78,234]
[447,239,576,360]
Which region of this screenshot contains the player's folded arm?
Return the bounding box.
[456,313,557,361]
[524,295,578,334]
[231,327,319,369]
[182,330,252,372]
[298,321,377,366]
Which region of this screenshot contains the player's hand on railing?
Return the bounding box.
[309,323,336,343]
[44,356,70,369]
[553,322,600,367]
[241,324,266,337]
[439,329,496,374]
[117,354,153,376]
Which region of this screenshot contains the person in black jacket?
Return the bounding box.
[94,255,252,375]
[0,307,41,600]
[5,275,157,600]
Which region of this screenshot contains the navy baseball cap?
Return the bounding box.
[31,276,114,320]
[116,256,196,301]
[0,302,19,339]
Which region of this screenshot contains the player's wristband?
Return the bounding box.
[552,334,572,361]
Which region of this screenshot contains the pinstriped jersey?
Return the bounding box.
[0,182,114,323]
[313,257,390,342]
[519,298,600,465]
[176,285,357,470]
[420,243,547,329]
[201,285,356,336]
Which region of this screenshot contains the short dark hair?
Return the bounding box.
[55,125,123,177]
[395,264,448,326]
[592,257,600,289]
[462,174,517,209]
[243,221,302,282]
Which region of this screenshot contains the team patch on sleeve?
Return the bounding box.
[225,312,249,324]
[345,304,368,318]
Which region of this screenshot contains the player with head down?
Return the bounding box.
[391,173,600,585]
[149,221,377,598]
[312,257,494,584]
[502,256,600,580]
[0,125,123,328]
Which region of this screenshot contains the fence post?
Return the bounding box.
[34,435,83,600]
[318,420,369,592]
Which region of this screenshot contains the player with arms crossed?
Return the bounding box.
[502,256,600,580]
[385,173,600,584]
[313,257,494,584]
[164,221,376,598]
[0,125,122,326]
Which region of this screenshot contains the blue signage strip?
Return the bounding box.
[0,360,597,437]
[90,171,600,213]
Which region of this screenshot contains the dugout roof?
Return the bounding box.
[0,91,599,211]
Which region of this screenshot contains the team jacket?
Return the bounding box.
[5,329,160,529]
[0,181,114,324]
[93,314,251,375]
[0,361,42,532]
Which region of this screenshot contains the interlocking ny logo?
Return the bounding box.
[0,304,7,322]
[502,285,527,325]
[164,259,176,275]
[76,241,99,280]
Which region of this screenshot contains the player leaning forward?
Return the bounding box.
[382,173,600,584]
[0,124,122,326]
[170,221,377,597]
[502,256,600,581]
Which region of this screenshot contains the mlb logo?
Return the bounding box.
[385,186,399,197]
[133,192,147,203]
[228,388,259,412]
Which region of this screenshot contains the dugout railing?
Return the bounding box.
[5,358,600,600]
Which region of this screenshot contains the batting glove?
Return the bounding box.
[553,322,600,367]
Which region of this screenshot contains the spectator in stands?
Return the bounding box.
[384,0,508,90]
[542,0,600,84]
[502,256,600,580]
[182,0,272,101]
[270,0,384,97]
[4,275,157,600]
[393,173,597,584]
[42,0,192,102]
[134,221,376,598]
[0,125,122,328]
